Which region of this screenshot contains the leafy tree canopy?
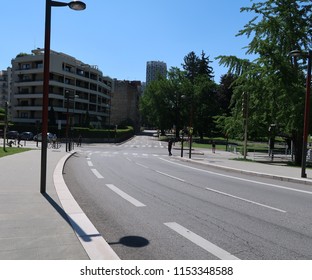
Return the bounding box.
[216,0,312,163]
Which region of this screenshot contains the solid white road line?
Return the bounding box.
[156,170,185,182]
[164,222,240,260]
[206,187,286,213]
[136,163,149,169]
[91,168,104,179]
[160,158,312,195]
[106,184,146,207]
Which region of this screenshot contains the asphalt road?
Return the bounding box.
[63,135,312,260]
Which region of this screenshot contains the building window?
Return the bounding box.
[20,100,29,106]
[21,88,29,93]
[63,64,73,72]
[65,78,72,85]
[77,69,84,76]
[22,64,30,70]
[22,75,31,81]
[21,112,29,118]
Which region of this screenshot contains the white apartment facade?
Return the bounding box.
[11,49,111,127]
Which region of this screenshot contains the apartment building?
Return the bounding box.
[146,61,167,85]
[0,68,12,108]
[11,49,112,128]
[110,80,142,132]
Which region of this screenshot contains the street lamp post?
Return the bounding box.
[65,91,78,152]
[289,49,312,178]
[65,90,70,152]
[3,101,9,152]
[242,92,249,160]
[40,0,86,194]
[188,102,193,159]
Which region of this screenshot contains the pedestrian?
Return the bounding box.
[212,141,216,153]
[17,134,21,147]
[168,139,173,156]
[77,134,82,147]
[52,134,57,148]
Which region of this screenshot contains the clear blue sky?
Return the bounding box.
[1,0,256,83]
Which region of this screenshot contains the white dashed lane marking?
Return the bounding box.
[106,184,146,207]
[91,169,104,179]
[164,222,240,260]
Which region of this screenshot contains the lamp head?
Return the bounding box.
[288,50,309,58]
[68,1,86,10]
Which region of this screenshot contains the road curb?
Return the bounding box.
[53,151,120,260]
[177,157,312,186]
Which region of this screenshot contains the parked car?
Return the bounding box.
[33,132,56,142]
[6,131,19,139]
[20,131,34,141]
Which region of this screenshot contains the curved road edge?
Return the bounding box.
[178,157,312,186]
[53,152,120,260]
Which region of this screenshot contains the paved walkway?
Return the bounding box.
[1,141,312,260]
[0,142,118,260]
[174,145,312,185]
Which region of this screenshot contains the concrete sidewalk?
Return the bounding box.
[0,144,89,259]
[0,142,118,260]
[174,145,312,186]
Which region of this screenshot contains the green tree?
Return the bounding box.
[193,76,219,138]
[141,51,218,139]
[198,50,214,79]
[182,51,199,83]
[0,107,4,122]
[182,50,214,81]
[217,0,312,164]
[140,68,190,137]
[216,73,237,116]
[182,51,217,138]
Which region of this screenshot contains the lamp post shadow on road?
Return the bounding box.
[40,0,86,194]
[288,49,312,178]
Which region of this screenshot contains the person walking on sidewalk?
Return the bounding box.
[168,139,173,156]
[77,134,82,147]
[212,141,216,153]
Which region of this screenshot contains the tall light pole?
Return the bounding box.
[65,91,78,152]
[65,90,70,152]
[289,49,312,178]
[3,101,9,152]
[242,92,248,160]
[40,0,86,194]
[189,101,193,159]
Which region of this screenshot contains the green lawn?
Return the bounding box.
[0,147,32,158]
[186,140,270,153]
